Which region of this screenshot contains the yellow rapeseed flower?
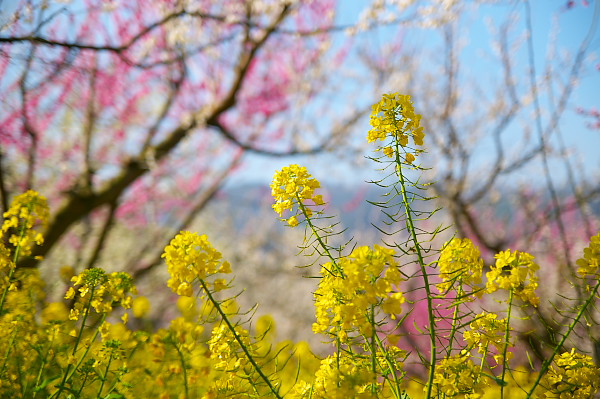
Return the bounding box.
[161,231,231,297]
[539,348,600,399]
[437,237,484,297]
[208,323,251,371]
[270,164,324,227]
[132,296,151,318]
[576,231,600,280]
[432,350,488,397]
[368,92,425,163]
[312,353,379,399]
[66,268,136,318]
[486,249,540,306]
[41,301,69,324]
[313,245,404,341]
[463,312,513,366]
[1,190,49,262]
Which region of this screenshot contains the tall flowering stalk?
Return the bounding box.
[52,268,136,398]
[366,92,440,396]
[162,231,284,399]
[271,165,410,395]
[436,238,484,355]
[268,93,433,397]
[270,164,338,271]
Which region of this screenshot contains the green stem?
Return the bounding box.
[296,197,342,276]
[369,306,378,395]
[373,328,404,399]
[525,279,600,398]
[446,286,464,357]
[335,334,341,378]
[199,279,283,399]
[298,193,346,359]
[96,351,114,398]
[500,290,514,399]
[74,373,89,398]
[32,332,56,398]
[51,286,96,399]
[172,341,189,399]
[477,347,489,384]
[395,148,437,398]
[0,267,15,315]
[65,320,103,388]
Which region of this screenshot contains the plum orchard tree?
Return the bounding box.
[0,1,309,274]
[0,0,346,273]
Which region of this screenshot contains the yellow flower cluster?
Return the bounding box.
[313,245,404,341]
[311,353,378,399]
[128,300,310,399]
[168,317,204,352]
[437,237,484,296]
[1,190,48,263]
[368,92,425,163]
[208,323,252,371]
[432,350,488,397]
[65,268,136,320]
[486,249,540,306]
[576,231,600,280]
[0,242,11,279]
[161,231,232,296]
[540,349,600,399]
[271,164,325,227]
[463,312,513,366]
[0,270,48,394]
[433,350,500,399]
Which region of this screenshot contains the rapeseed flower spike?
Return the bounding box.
[539,349,600,398]
[312,353,379,398]
[437,237,484,297]
[368,92,425,163]
[161,231,230,297]
[208,323,252,371]
[312,245,404,341]
[486,249,540,306]
[106,271,137,307]
[66,268,136,318]
[463,312,513,366]
[432,350,489,397]
[1,190,49,262]
[576,231,600,280]
[270,164,324,227]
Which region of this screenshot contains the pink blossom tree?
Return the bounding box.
[0,0,349,272]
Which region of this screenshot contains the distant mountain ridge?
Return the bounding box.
[216,182,600,232]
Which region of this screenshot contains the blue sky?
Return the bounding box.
[227,0,600,188]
